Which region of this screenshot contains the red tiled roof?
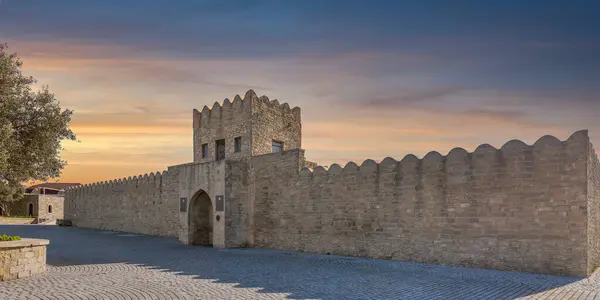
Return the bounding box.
[26,183,81,190]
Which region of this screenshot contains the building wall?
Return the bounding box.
[37,195,64,220]
[0,217,35,224]
[64,170,180,237]
[250,92,302,156]
[170,161,227,246]
[224,160,251,247]
[2,194,63,220]
[588,140,600,275]
[192,90,302,163]
[0,243,47,281]
[193,93,252,163]
[250,131,592,276]
[9,195,38,216]
[64,161,231,244]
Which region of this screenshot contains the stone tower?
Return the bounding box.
[192,90,302,163]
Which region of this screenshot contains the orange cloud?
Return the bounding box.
[5,39,595,185]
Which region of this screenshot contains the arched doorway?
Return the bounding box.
[188,190,213,245]
[28,203,34,216]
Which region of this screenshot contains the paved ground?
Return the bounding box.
[1,225,600,300]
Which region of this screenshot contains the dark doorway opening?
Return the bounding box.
[215,139,225,161]
[189,190,213,245]
[28,203,34,216]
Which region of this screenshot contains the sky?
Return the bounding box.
[0,0,599,184]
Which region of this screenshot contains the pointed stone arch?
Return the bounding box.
[188,190,213,245]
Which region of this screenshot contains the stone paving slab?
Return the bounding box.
[1,225,600,299]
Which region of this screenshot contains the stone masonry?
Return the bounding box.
[5,194,64,221]
[65,90,600,277]
[0,239,48,281]
[37,195,64,221]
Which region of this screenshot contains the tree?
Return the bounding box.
[0,43,76,216]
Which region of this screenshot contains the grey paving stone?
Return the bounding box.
[1,225,600,299]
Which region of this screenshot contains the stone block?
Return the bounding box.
[0,239,49,281]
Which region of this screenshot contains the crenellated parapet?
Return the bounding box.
[253,129,595,276]
[65,170,169,194]
[193,89,300,130]
[193,89,302,162]
[63,168,178,237]
[251,90,301,119]
[297,130,590,180]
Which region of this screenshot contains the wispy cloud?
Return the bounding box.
[1,1,599,183]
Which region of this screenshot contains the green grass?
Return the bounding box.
[0,234,21,241]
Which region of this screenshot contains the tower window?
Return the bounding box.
[234,137,242,152]
[48,205,53,213]
[201,143,208,158]
[272,141,283,153]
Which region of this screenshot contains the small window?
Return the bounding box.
[216,139,226,160]
[48,205,52,213]
[272,141,283,153]
[201,143,208,158]
[234,137,242,152]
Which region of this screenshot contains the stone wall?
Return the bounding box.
[62,126,600,277]
[250,92,301,156]
[64,170,180,237]
[588,140,600,274]
[250,149,305,247]
[250,131,592,276]
[170,161,227,246]
[0,239,48,281]
[193,92,252,163]
[0,217,35,224]
[193,90,302,164]
[1,195,63,220]
[224,160,251,247]
[37,195,64,220]
[64,160,229,242]
[8,195,37,216]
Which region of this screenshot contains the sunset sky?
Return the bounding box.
[0,1,599,184]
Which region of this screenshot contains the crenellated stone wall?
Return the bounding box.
[192,90,301,163]
[250,130,594,276]
[64,170,180,237]
[193,93,252,163]
[61,88,600,278]
[169,160,227,246]
[249,93,301,156]
[588,140,600,274]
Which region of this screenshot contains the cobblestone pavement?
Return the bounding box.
[1,225,600,300]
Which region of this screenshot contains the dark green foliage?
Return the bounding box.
[0,234,21,241]
[0,43,77,215]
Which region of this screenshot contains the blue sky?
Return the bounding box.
[0,0,599,182]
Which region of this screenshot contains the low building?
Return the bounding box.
[1,183,80,221]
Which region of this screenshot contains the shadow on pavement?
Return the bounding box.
[1,224,591,300]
